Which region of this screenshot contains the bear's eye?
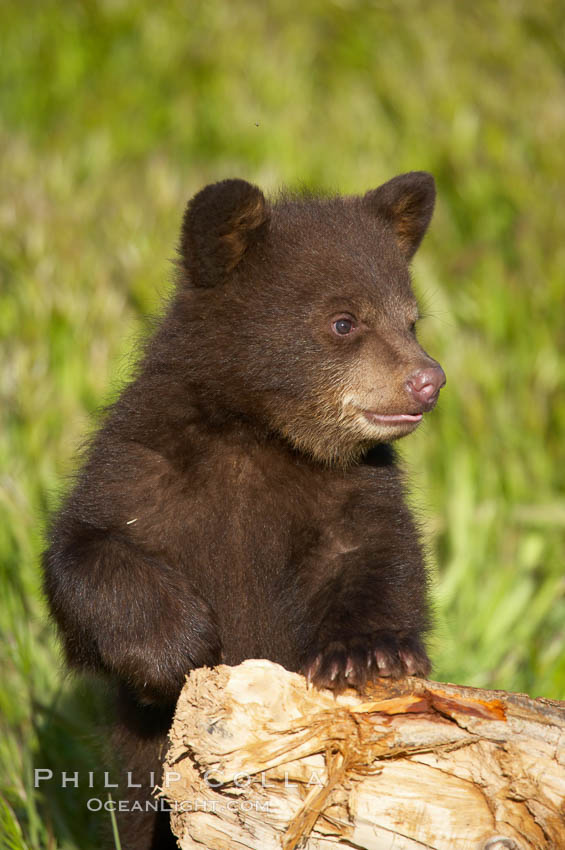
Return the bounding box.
[332,316,357,336]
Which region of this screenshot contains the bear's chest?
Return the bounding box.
[187,446,394,570]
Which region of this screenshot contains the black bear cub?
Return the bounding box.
[43,172,445,849]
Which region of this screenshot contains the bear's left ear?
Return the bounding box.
[363,172,435,260]
[180,179,271,286]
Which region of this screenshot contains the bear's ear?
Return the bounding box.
[180,179,270,286]
[363,172,435,260]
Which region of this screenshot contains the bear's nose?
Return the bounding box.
[405,365,446,409]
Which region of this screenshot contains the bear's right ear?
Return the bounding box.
[363,172,435,260]
[179,179,271,287]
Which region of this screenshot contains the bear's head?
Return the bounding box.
[177,174,445,465]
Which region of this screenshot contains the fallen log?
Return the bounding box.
[161,660,565,850]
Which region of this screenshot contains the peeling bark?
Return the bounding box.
[161,660,565,850]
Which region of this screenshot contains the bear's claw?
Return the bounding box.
[302,632,430,693]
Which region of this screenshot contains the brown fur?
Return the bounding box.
[43,173,443,848]
[223,191,271,270]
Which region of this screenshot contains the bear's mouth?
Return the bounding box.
[362,411,423,426]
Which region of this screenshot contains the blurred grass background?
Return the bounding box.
[1,0,564,846]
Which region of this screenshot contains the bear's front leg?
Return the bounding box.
[43,523,223,705]
[298,545,431,692]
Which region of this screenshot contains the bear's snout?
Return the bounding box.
[405,364,446,410]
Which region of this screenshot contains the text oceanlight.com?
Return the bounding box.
[87,798,272,813]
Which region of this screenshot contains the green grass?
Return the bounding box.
[1,1,564,847]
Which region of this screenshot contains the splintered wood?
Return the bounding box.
[162,660,565,850]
